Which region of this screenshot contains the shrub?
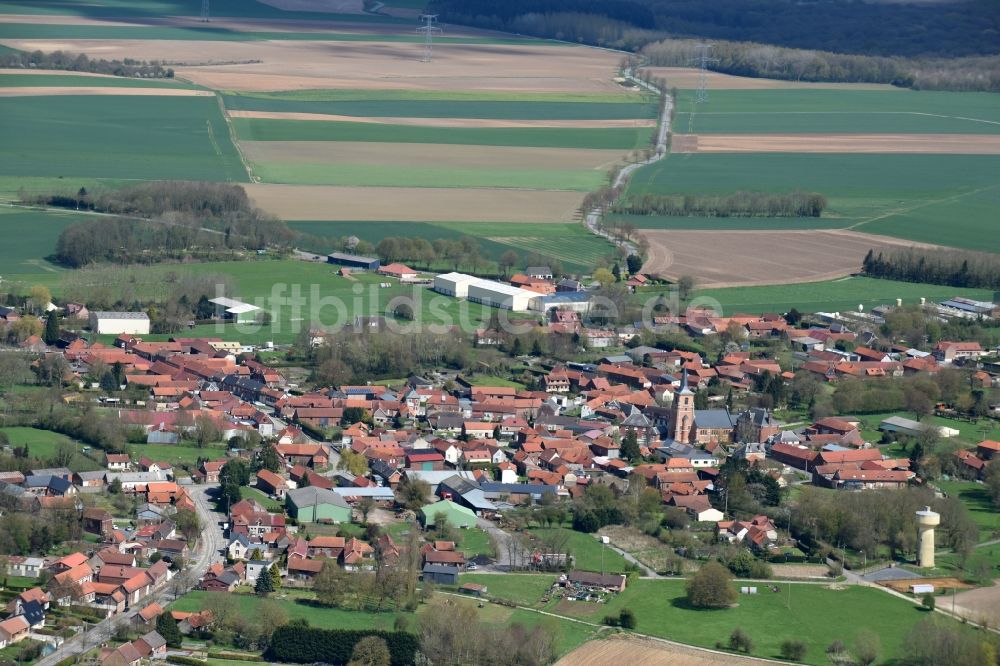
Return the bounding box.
[780,639,807,661]
[921,592,936,611]
[728,628,753,653]
[167,657,208,666]
[686,561,737,608]
[618,608,637,630]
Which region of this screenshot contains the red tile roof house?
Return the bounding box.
[256,469,288,499]
[0,616,30,649]
[377,263,419,280]
[933,341,985,363]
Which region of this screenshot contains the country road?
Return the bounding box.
[34,483,225,666]
[584,69,672,257]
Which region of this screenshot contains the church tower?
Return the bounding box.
[672,372,695,444]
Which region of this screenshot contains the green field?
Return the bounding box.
[223,94,655,120]
[673,89,1000,134]
[232,118,652,150]
[627,153,1000,250]
[681,276,997,315]
[550,578,950,664]
[0,207,89,274]
[252,162,604,191]
[0,95,248,182]
[241,486,284,512]
[226,89,650,104]
[0,426,102,472]
[290,221,616,274]
[608,213,852,230]
[0,73,195,88]
[458,573,555,606]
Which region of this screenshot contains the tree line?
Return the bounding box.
[862,247,1000,290]
[642,38,1000,93]
[429,0,999,91]
[31,182,295,267]
[613,191,827,218]
[0,49,174,78]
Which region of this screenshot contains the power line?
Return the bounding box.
[687,43,718,133]
[416,14,442,62]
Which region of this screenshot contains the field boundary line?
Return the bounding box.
[216,92,257,183]
[848,182,1000,231]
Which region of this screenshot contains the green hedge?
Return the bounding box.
[167,656,208,666]
[265,626,418,666]
[205,653,264,662]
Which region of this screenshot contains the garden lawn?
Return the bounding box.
[553,578,941,664]
[241,486,284,512]
[232,118,652,150]
[528,528,629,574]
[0,95,247,182]
[680,276,996,316]
[128,442,229,467]
[458,573,556,607]
[464,376,526,389]
[673,89,1000,134]
[454,528,495,558]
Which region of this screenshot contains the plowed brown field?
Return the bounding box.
[673,133,1000,155]
[556,637,778,665]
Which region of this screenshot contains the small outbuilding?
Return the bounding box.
[422,563,459,585]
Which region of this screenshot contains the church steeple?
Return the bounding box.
[672,371,695,444]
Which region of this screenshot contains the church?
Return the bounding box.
[668,373,735,446]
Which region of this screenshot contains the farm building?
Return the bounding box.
[419,500,477,529]
[88,311,150,335]
[529,291,592,313]
[377,263,418,280]
[327,252,380,270]
[467,281,536,311]
[433,272,481,298]
[208,297,262,324]
[422,563,459,585]
[285,487,352,524]
[879,416,960,438]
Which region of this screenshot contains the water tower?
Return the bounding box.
[916,506,940,568]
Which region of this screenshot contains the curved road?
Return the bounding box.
[584,69,672,257]
[35,483,225,666]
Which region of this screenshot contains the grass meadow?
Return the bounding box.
[548,578,944,664]
[678,276,997,315]
[0,0,409,22]
[0,95,248,182]
[232,118,653,150]
[673,89,1000,134]
[0,426,102,472]
[290,221,616,274]
[0,207,89,274]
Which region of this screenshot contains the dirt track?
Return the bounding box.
[243,183,585,222]
[229,109,655,129]
[241,141,624,170]
[674,133,1000,155]
[640,229,942,288]
[641,67,897,91]
[556,637,779,666]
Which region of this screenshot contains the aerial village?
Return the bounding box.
[1,259,999,666]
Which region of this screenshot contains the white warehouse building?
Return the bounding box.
[433,272,482,298]
[467,281,536,311]
[88,311,151,335]
[433,272,536,311]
